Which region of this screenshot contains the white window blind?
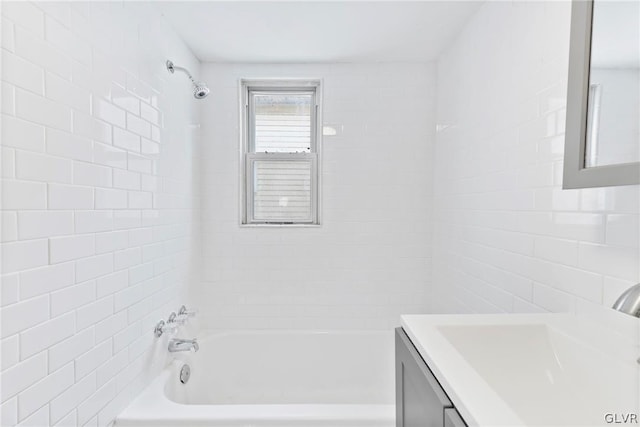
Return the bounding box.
[242,82,320,225]
[251,158,313,222]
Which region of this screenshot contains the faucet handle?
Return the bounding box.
[177,305,198,319]
[154,319,178,337]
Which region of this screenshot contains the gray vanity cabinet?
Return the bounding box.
[395,328,467,427]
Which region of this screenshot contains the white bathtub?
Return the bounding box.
[115,330,395,427]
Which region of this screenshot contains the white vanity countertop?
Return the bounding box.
[401,313,640,427]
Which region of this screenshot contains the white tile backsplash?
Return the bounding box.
[50,280,96,317]
[75,380,116,426]
[73,162,113,188]
[94,188,127,209]
[17,363,75,420]
[1,51,44,95]
[48,328,95,373]
[0,398,18,427]
[1,148,16,179]
[49,373,96,425]
[1,239,49,273]
[1,1,200,426]
[19,262,75,299]
[48,184,93,210]
[2,114,46,152]
[1,1,638,424]
[15,26,71,81]
[0,352,48,402]
[197,63,435,331]
[1,17,15,53]
[17,211,74,239]
[75,296,113,331]
[48,234,95,264]
[76,254,114,282]
[0,334,19,371]
[16,403,49,427]
[19,312,75,359]
[16,88,72,131]
[431,0,640,315]
[3,180,47,210]
[52,410,76,427]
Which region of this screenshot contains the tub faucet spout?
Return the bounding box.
[168,338,199,353]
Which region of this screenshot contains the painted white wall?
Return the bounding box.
[198,63,435,330]
[0,2,200,426]
[432,1,640,315]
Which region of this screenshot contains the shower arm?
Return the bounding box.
[166,60,197,84]
[166,59,209,99]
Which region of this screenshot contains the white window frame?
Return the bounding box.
[240,79,322,226]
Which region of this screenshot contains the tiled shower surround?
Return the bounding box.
[431,1,639,315]
[0,1,639,427]
[0,2,200,426]
[198,63,435,331]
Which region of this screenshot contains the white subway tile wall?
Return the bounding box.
[2,0,639,424]
[432,1,640,315]
[198,63,435,330]
[0,2,200,426]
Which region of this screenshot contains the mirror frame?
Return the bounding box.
[563,0,640,189]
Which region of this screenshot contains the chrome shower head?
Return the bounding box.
[193,83,210,99]
[166,59,209,100]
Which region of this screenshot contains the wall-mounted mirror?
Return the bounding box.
[563,0,640,189]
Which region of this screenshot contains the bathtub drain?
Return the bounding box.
[180,364,191,384]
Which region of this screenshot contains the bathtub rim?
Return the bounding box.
[116,329,395,425]
[193,328,395,342]
[116,369,395,425]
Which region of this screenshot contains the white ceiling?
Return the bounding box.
[157,1,483,63]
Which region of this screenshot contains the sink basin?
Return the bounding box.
[437,323,639,426]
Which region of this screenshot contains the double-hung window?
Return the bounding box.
[242,80,320,225]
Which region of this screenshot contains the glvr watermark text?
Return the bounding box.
[605,413,639,424]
